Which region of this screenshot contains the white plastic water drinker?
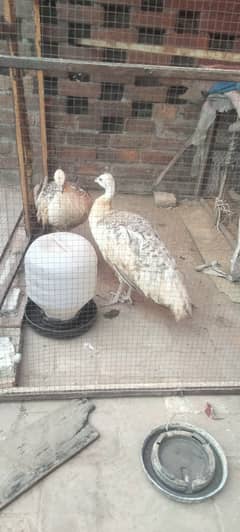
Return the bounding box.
[24,232,97,320]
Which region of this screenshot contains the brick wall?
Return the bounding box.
[42,69,216,196]
[0,0,239,196]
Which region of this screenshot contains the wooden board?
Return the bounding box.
[0,398,99,510]
[179,203,240,303]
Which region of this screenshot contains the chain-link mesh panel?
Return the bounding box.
[0,1,240,397]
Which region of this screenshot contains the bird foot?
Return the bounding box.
[100,292,122,307]
[100,290,133,307]
[116,291,134,305]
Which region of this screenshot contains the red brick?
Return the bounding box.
[0,140,14,155]
[97,148,139,163]
[49,113,101,131]
[198,59,239,68]
[125,85,167,103]
[141,151,173,164]
[59,44,102,62]
[127,51,171,66]
[24,96,42,111]
[98,0,140,4]
[112,163,154,179]
[111,164,155,193]
[28,112,40,127]
[93,101,131,118]
[76,163,106,177]
[153,103,178,123]
[41,23,63,40]
[66,132,97,146]
[233,37,240,52]
[0,94,13,107]
[94,28,137,44]
[0,75,12,92]
[199,14,240,33]
[64,131,109,148]
[96,134,111,147]
[165,124,194,137]
[169,0,212,9]
[0,41,9,54]
[58,79,101,98]
[203,0,240,11]
[151,138,186,151]
[131,10,176,29]
[0,125,15,139]
[113,177,153,194]
[0,156,18,169]
[126,118,155,134]
[57,147,96,161]
[110,134,153,149]
[57,4,104,24]
[166,33,209,50]
[91,68,135,84]
[27,128,42,144]
[1,112,14,125]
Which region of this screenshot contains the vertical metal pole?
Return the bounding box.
[4,0,34,236]
[33,0,48,178]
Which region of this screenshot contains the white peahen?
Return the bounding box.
[89,172,192,321]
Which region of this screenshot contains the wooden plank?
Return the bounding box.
[1,55,240,81]
[3,0,34,237]
[179,203,240,303]
[33,0,48,178]
[78,37,240,64]
[0,399,99,510]
[0,217,29,309]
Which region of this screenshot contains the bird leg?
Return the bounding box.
[100,281,133,307]
[118,286,133,304]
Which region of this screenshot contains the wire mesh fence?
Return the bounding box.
[0,0,240,398]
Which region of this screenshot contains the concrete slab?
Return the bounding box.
[0,400,99,511]
[0,396,239,532]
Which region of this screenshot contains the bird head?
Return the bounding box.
[54,169,66,192]
[95,173,115,198]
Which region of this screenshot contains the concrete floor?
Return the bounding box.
[1,395,240,531]
[20,195,240,390]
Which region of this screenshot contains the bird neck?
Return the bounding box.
[103,183,115,200]
[54,173,66,193]
[89,194,112,224]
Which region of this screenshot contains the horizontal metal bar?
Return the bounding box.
[0,383,240,401]
[1,54,240,81]
[79,37,240,64]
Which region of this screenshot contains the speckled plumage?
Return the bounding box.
[89,173,192,321]
[34,169,92,231]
